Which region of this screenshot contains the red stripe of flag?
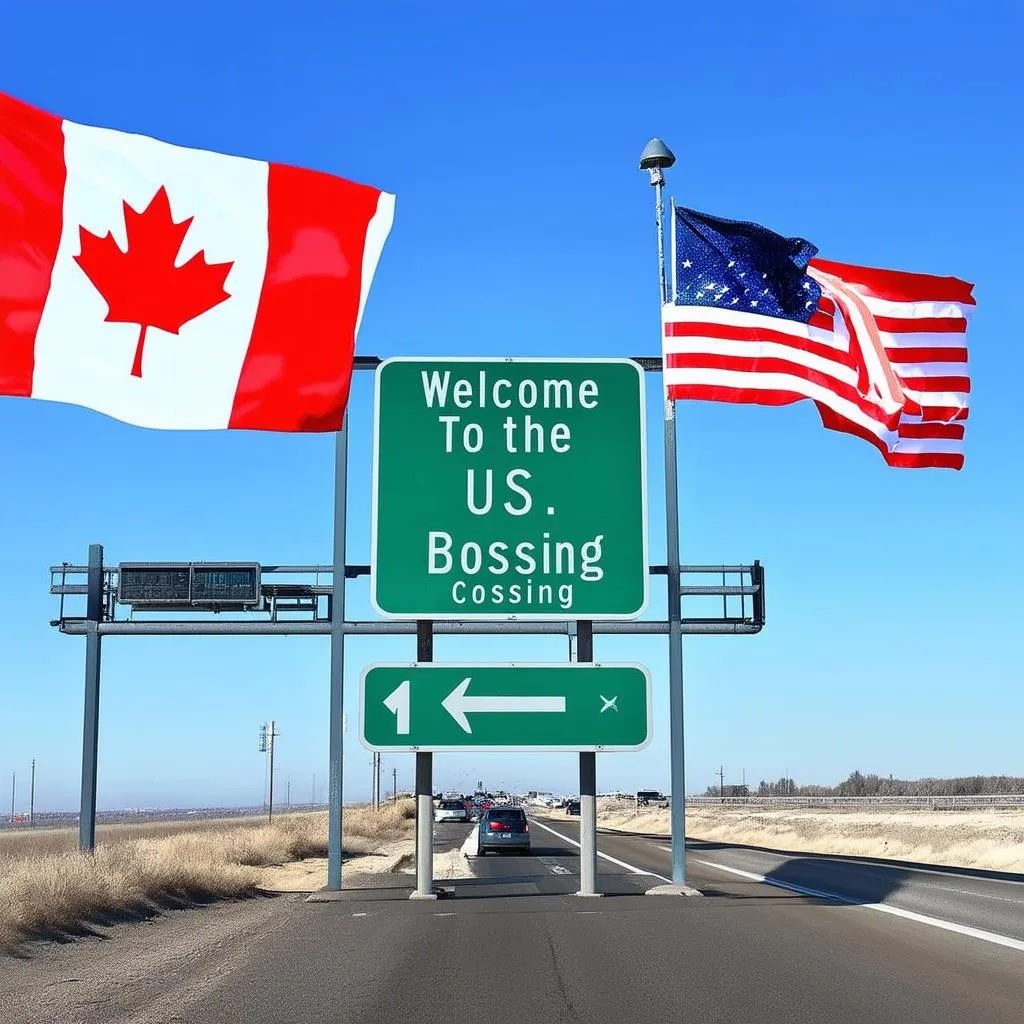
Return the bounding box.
[897,421,965,440]
[0,91,65,396]
[664,321,853,369]
[810,258,976,306]
[665,352,892,422]
[901,375,971,394]
[875,315,968,334]
[887,346,969,364]
[665,382,810,408]
[227,164,384,432]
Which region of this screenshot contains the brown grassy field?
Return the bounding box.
[0,801,415,953]
[597,800,1024,872]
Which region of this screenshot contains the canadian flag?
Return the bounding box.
[0,91,394,431]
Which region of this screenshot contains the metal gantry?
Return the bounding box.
[49,355,766,890]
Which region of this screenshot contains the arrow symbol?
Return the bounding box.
[383,680,411,735]
[441,677,566,735]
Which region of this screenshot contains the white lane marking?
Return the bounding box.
[670,845,1024,905]
[839,861,1024,888]
[678,842,1024,889]
[695,858,1024,954]
[434,912,456,917]
[532,819,671,883]
[933,886,1024,905]
[352,912,367,917]
[538,857,573,876]
[459,826,478,858]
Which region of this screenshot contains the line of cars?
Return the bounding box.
[433,793,496,824]
[432,792,531,855]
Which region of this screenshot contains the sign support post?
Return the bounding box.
[640,137,698,894]
[664,398,687,887]
[412,621,437,899]
[576,620,599,897]
[79,543,103,854]
[327,419,349,891]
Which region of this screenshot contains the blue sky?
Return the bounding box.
[2,3,1021,811]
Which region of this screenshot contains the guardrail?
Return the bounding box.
[686,795,1024,808]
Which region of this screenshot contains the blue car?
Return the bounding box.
[477,806,530,855]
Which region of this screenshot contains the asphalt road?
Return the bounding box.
[180,814,1022,1024]
[547,815,1024,943]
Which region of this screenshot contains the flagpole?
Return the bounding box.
[326,417,349,890]
[639,139,688,889]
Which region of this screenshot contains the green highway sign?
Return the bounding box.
[360,663,652,752]
[371,358,648,619]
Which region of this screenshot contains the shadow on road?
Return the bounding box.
[760,857,909,905]
[686,839,1024,886]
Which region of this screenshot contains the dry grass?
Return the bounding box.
[596,799,1024,873]
[0,801,415,954]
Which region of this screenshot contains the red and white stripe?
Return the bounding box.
[0,91,394,431]
[662,257,974,469]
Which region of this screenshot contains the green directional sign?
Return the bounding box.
[360,663,652,752]
[371,358,648,620]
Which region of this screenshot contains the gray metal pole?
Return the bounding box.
[29,759,35,827]
[657,173,688,886]
[326,421,349,890]
[656,179,668,306]
[412,621,436,898]
[576,621,599,896]
[267,721,276,824]
[79,543,103,853]
[10,771,14,824]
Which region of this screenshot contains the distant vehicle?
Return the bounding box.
[477,806,530,856]
[636,790,665,807]
[565,801,581,816]
[435,799,470,823]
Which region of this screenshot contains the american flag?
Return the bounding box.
[662,206,974,469]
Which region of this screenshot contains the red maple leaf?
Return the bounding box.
[74,186,234,378]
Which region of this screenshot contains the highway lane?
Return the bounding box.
[180,813,1023,1024]
[538,814,1024,944]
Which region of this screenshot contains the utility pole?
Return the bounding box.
[259,722,280,822]
[374,753,382,810]
[10,770,15,824]
[393,767,398,803]
[267,721,278,823]
[312,773,316,807]
[286,775,291,808]
[30,759,35,827]
[716,765,725,799]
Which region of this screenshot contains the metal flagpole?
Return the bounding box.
[79,543,104,853]
[327,418,349,890]
[639,139,691,890]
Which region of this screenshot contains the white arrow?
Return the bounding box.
[441,677,566,734]
[383,680,411,735]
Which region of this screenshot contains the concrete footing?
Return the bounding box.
[645,883,703,897]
